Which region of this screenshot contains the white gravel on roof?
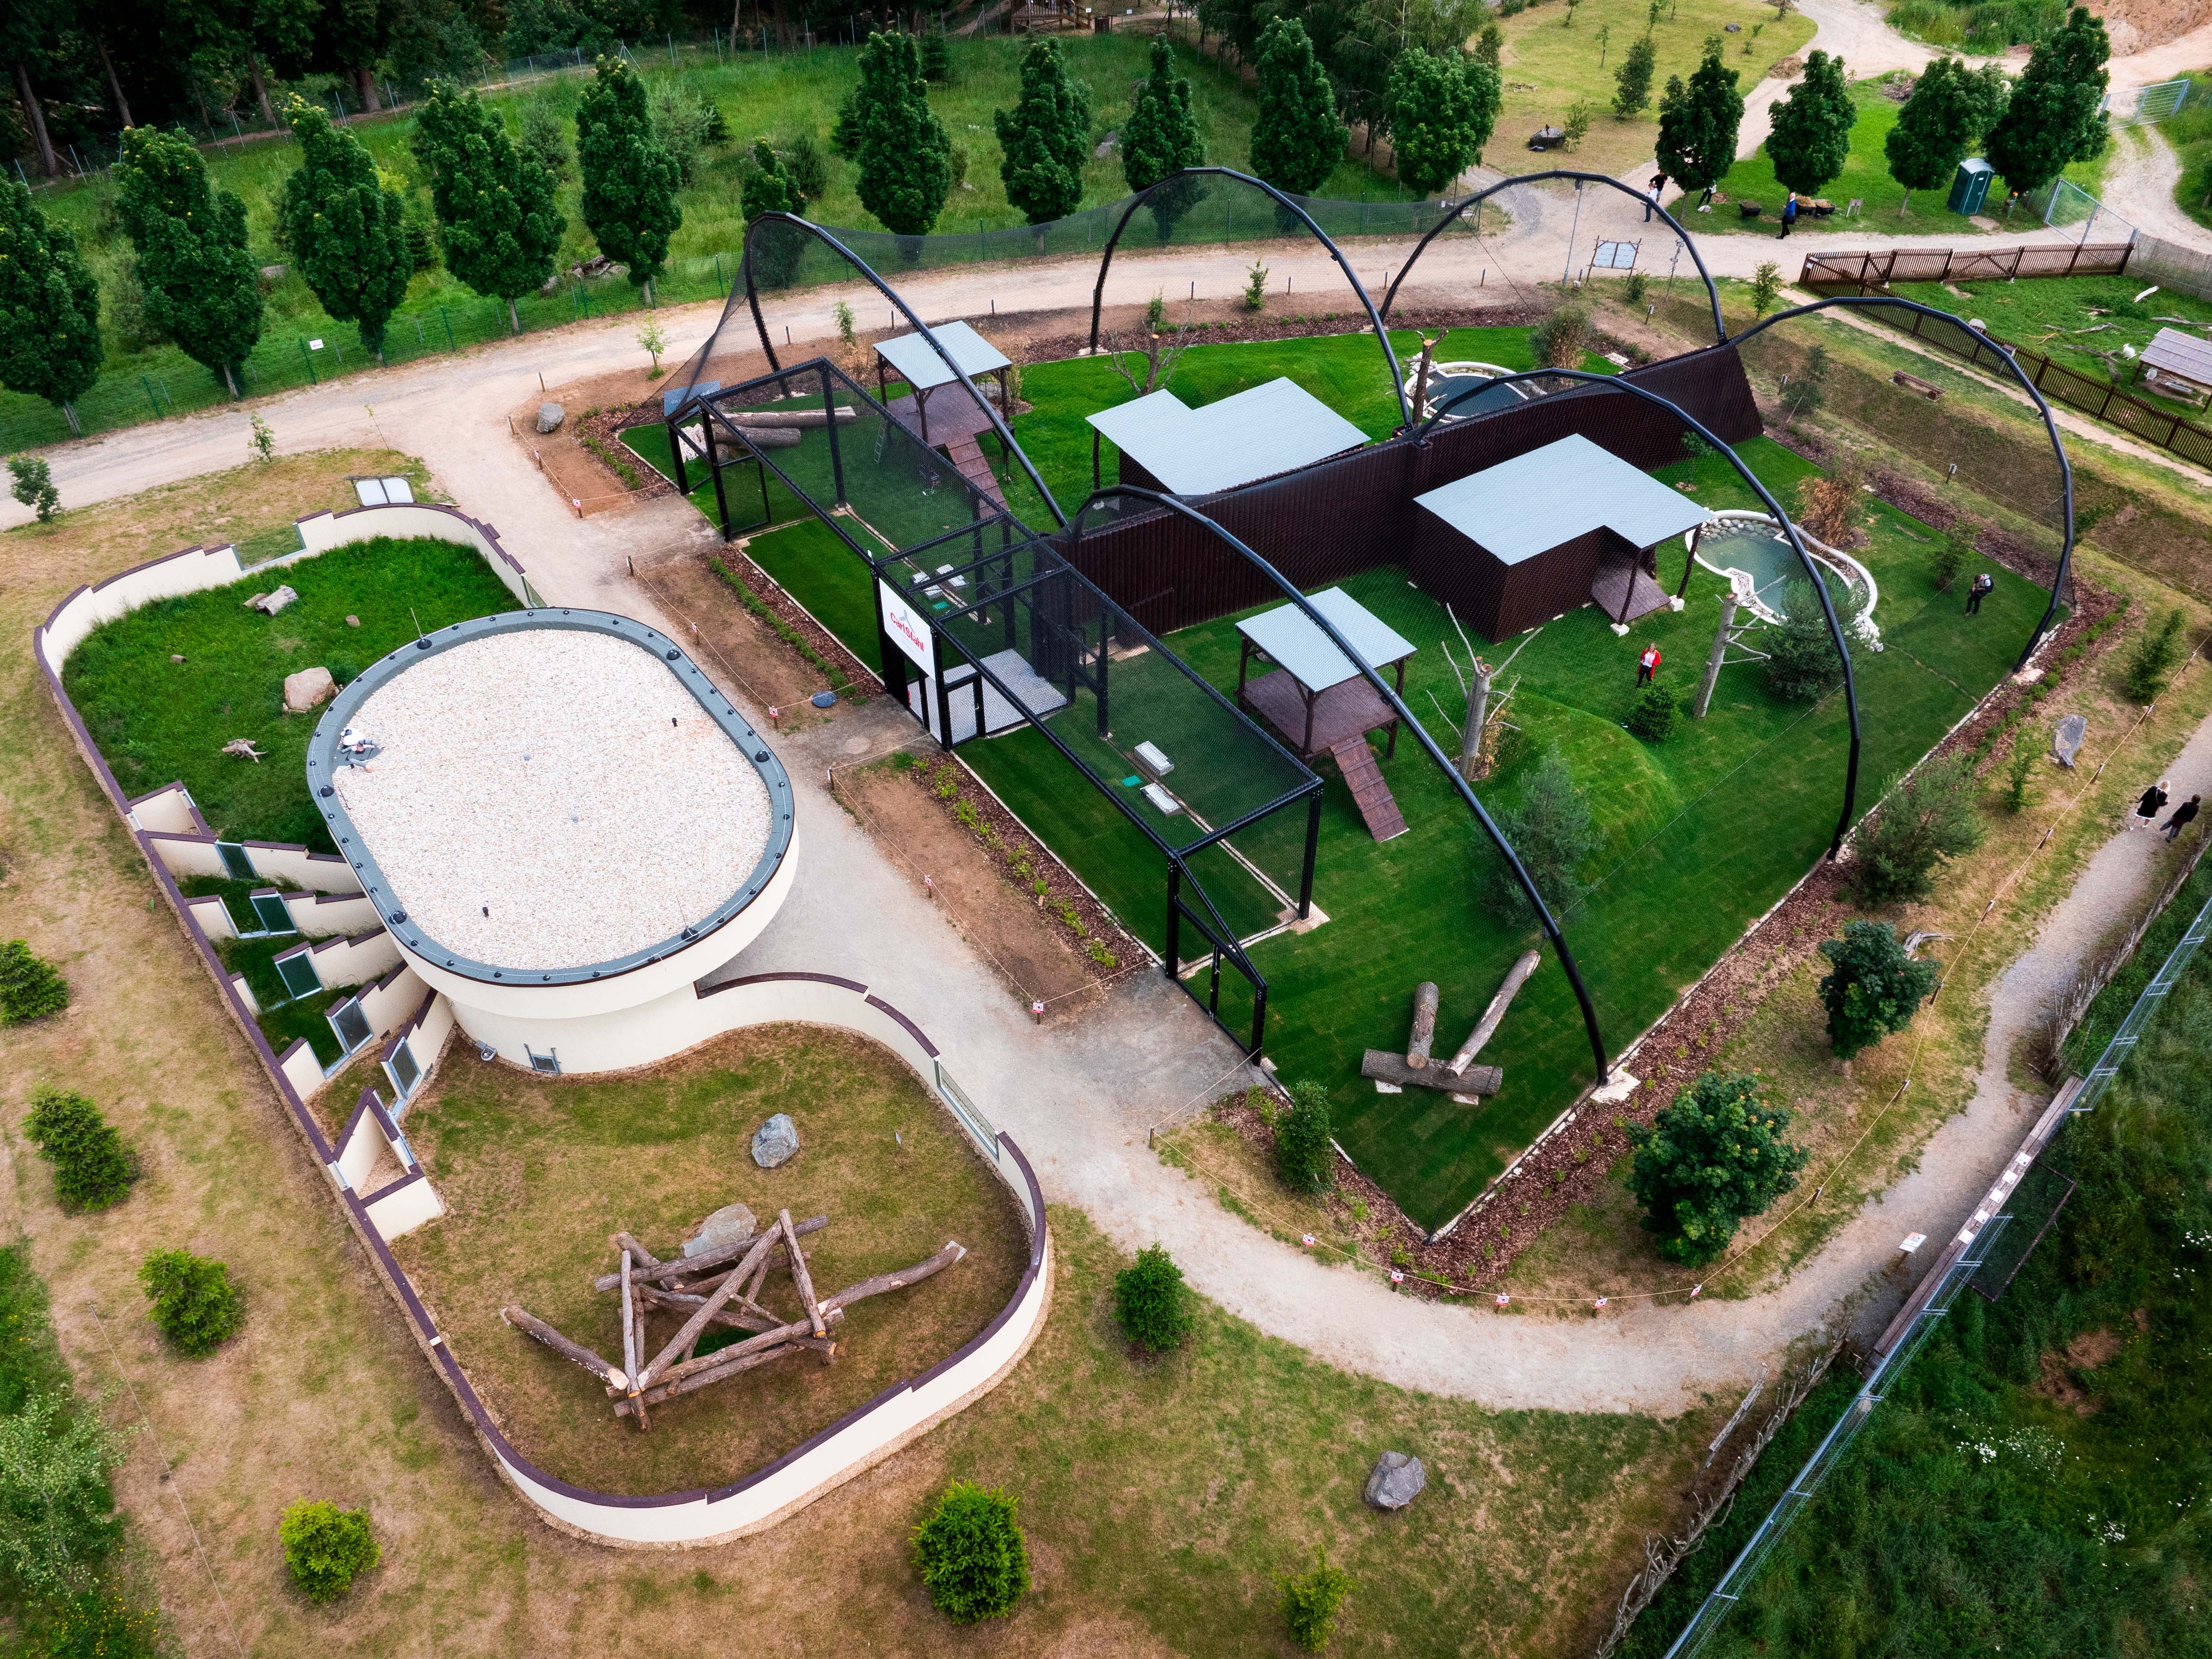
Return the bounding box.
[332,629,772,970]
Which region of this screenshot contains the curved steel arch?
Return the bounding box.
[734,211,1070,530]
[1726,293,2077,671]
[1379,171,1726,347]
[1084,167,1413,430]
[1068,483,1615,1092]
[1418,365,1865,857]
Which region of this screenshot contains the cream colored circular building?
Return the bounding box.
[307,610,797,1073]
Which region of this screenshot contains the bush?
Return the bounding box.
[1274,1080,1335,1195]
[2002,741,2037,813]
[1532,301,1593,369]
[38,1585,164,1658]
[8,455,60,522]
[1628,1072,1807,1264]
[1279,1546,1352,1651]
[1930,518,1976,591]
[1854,752,1984,905]
[1114,1243,1192,1354]
[912,1480,1029,1623]
[279,1499,379,1603]
[1626,683,1679,742]
[0,1391,126,1603]
[1764,579,1842,702]
[23,1086,137,1212]
[1625,269,1648,306]
[136,1250,243,1357]
[1487,746,1599,918]
[2123,607,2187,704]
[0,939,69,1024]
[1818,918,1939,1059]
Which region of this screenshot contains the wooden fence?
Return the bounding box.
[1799,243,2137,287]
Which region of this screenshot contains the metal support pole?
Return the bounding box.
[1165,860,1183,980]
[1562,180,1584,287]
[821,365,847,504]
[665,416,688,495]
[1693,596,1737,719]
[702,416,733,537]
[1297,791,1321,919]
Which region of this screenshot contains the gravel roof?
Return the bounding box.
[330,630,772,971]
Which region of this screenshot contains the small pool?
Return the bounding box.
[1406,361,1534,422]
[1689,513,1883,650]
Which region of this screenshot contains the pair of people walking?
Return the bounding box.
[2133,778,2201,842]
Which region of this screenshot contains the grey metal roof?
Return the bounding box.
[2143,326,2212,388]
[1236,587,1417,693]
[1413,434,1714,564]
[1085,378,1369,495]
[873,320,1011,392]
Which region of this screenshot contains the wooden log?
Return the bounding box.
[502,1306,625,1387]
[637,1285,779,1337]
[720,407,858,429]
[1443,950,1541,1076]
[612,1231,661,1267]
[1406,982,1440,1068]
[821,1240,966,1314]
[1360,1049,1503,1096]
[781,1209,828,1340]
[619,1251,648,1431]
[640,1244,767,1386]
[614,1341,811,1415]
[618,1306,848,1397]
[593,1214,827,1290]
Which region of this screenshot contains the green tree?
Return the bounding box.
[1279,1546,1352,1651]
[2124,606,2187,703]
[1123,36,1207,243]
[137,1249,243,1358]
[1884,56,1986,214]
[1250,17,1344,196]
[1476,20,1503,67]
[1613,34,1657,118]
[519,98,571,181]
[1386,47,1501,195]
[1532,299,1593,367]
[279,1499,379,1602]
[912,1481,1029,1623]
[1766,48,1855,196]
[0,1391,125,1603]
[1765,577,1842,701]
[1655,39,1745,196]
[23,1086,136,1212]
[1627,682,1680,741]
[995,39,1092,225]
[1629,1072,1807,1263]
[0,939,68,1023]
[1114,1242,1192,1353]
[1783,342,1829,424]
[785,132,832,203]
[279,100,411,358]
[920,25,951,83]
[742,138,805,221]
[577,54,683,303]
[1818,918,1938,1058]
[1749,258,1782,316]
[1930,517,1976,589]
[1274,1079,1334,1194]
[8,455,59,522]
[1987,6,2109,199]
[112,127,262,398]
[0,181,102,436]
[411,80,566,333]
[1854,751,1984,904]
[853,31,954,238]
[1489,746,1599,919]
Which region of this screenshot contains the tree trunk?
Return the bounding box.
[1459,660,1492,779]
[95,35,133,129]
[508,296,521,333]
[356,67,380,115]
[12,60,58,177]
[1444,950,1541,1075]
[223,362,240,399]
[1406,982,1439,1068]
[245,51,276,129]
[62,401,80,436]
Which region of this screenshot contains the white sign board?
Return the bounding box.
[878,580,935,677]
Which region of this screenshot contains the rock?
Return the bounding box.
[249,585,298,616]
[683,1202,758,1258]
[2052,713,2087,768]
[171,653,185,663]
[751,1112,800,1169]
[284,665,336,713]
[346,615,361,628]
[259,263,287,287]
[537,402,565,434]
[1364,1451,1426,1511]
[539,275,562,296]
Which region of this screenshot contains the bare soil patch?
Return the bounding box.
[508,366,672,518]
[2035,1325,2124,1413]
[632,544,844,719]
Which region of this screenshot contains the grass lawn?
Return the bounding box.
[1703,77,2111,236]
[2166,82,2212,231]
[60,534,520,850]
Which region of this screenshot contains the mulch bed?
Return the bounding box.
[704,544,884,699]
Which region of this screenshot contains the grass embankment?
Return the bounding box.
[2167,80,2212,231]
[60,531,519,850]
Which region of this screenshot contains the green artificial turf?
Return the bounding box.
[62,536,522,851]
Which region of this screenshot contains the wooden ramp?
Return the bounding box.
[1329,737,1408,842]
[945,434,1009,513]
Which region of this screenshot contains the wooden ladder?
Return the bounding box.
[1329,737,1408,843]
[945,434,1009,513]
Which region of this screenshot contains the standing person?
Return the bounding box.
[2134,778,2170,829]
[1777,192,1798,239]
[2163,794,2201,843]
[1965,570,1994,615]
[1646,171,1665,221]
[1637,643,1662,685]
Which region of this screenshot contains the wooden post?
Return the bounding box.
[1407,982,1440,1069]
[1444,950,1540,1075]
[781,1210,828,1339]
[1694,596,1737,719]
[620,1251,649,1429]
[502,1306,624,1386]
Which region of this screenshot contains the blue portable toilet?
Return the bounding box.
[1947,158,1995,216]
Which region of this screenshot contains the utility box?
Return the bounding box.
[1948,158,1995,216]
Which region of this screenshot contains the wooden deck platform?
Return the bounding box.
[945,433,1008,513]
[884,387,1000,449]
[1591,561,1673,627]
[1240,668,1398,760]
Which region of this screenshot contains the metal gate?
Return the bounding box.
[1165,860,1268,1057]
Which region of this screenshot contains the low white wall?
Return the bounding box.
[184,893,236,941]
[360,966,430,1036]
[228,973,259,1016]
[312,927,403,989]
[295,503,535,606]
[145,834,230,883]
[279,1041,326,1101]
[127,783,204,836]
[364,1171,444,1239]
[243,843,363,895]
[412,995,456,1082]
[289,892,380,936]
[36,544,257,674]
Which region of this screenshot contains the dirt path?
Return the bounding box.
[2099,125,2212,250]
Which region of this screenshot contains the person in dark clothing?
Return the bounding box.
[1965,571,1994,615]
[2164,795,2201,842]
[2136,779,2171,828]
[1778,193,1798,238]
[1647,172,1666,221]
[1637,644,1662,686]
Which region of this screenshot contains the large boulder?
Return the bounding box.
[536,401,565,434]
[1364,1451,1426,1511]
[683,1202,758,1258]
[284,666,336,713]
[751,1112,800,1169]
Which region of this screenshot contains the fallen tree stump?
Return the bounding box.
[1361,1050,1503,1095]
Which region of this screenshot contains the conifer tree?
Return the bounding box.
[1765,49,1855,197]
[279,101,411,358]
[412,80,566,333]
[1986,5,2109,199]
[577,54,684,303]
[854,31,953,237]
[0,181,102,436]
[114,127,262,398]
[1884,56,1985,213]
[1249,17,1344,197]
[743,138,806,220]
[921,24,951,83]
[1386,48,1501,195]
[995,39,1092,225]
[1613,34,1657,118]
[1123,37,1207,243]
[1655,39,1744,197]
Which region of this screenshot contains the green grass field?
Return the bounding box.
[2164,83,2212,232]
[61,536,521,850]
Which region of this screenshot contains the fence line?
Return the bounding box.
[1798,242,2136,289]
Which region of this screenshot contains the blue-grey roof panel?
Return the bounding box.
[874,320,1011,392]
[1085,377,1368,495]
[1236,587,1418,693]
[1413,433,1714,564]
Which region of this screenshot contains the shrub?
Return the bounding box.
[1765,579,1842,702]
[1243,257,1269,311]
[1279,1546,1352,1650]
[0,1391,126,1603]
[1626,683,1679,742]
[1854,752,1984,905]
[1930,518,1976,590]
[0,939,69,1024]
[279,1499,379,1603]
[1625,269,1648,306]
[1532,300,1593,369]
[8,455,60,522]
[1114,1243,1192,1353]
[1749,260,1782,318]
[2002,741,2037,813]
[40,1585,164,1658]
[2123,607,2187,704]
[137,1250,243,1357]
[1818,918,1939,1059]
[1274,1080,1335,1195]
[1487,746,1599,918]
[23,1086,136,1212]
[1628,1072,1807,1264]
[912,1480,1029,1623]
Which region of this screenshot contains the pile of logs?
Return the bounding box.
[501,1209,965,1430]
[1359,950,1540,1098]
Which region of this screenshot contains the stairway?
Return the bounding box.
[945,434,1009,513]
[1329,737,1408,843]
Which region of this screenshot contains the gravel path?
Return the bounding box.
[2098,126,2212,252]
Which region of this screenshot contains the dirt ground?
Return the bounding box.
[2092,0,2210,54]
[631,543,850,724]
[507,367,671,519]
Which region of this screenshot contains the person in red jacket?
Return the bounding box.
[1637,644,1662,686]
